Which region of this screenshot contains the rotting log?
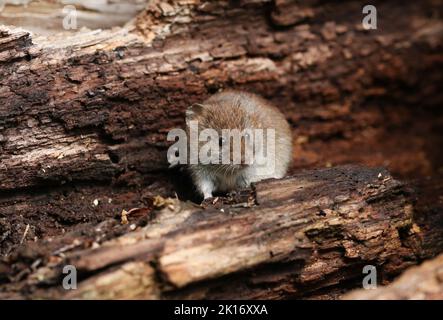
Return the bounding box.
[340,174,443,300]
[343,253,443,300]
[1,0,443,190]
[0,0,146,35]
[0,0,442,257]
[0,0,443,300]
[0,165,429,299]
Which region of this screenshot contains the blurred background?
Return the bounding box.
[0,0,146,35]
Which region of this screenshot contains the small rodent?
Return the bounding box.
[185,90,293,199]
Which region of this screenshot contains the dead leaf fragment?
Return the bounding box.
[121,207,153,225]
[153,195,175,209]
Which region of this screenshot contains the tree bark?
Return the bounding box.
[343,253,443,300]
[342,175,443,300]
[1,0,443,188]
[0,0,443,299]
[0,165,435,299]
[1,0,442,256]
[0,1,146,36]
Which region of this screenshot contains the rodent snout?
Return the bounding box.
[217,135,254,166]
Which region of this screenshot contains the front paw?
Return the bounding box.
[200,196,219,207]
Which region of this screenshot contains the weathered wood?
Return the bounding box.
[0,0,442,258]
[0,166,425,299]
[0,0,146,35]
[410,176,443,261]
[342,175,443,300]
[343,253,443,299]
[1,0,442,190]
[0,0,442,300]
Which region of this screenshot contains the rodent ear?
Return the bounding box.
[186,103,204,124]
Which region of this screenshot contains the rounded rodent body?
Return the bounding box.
[186,90,293,199]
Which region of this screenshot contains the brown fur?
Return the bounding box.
[186,90,293,199]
